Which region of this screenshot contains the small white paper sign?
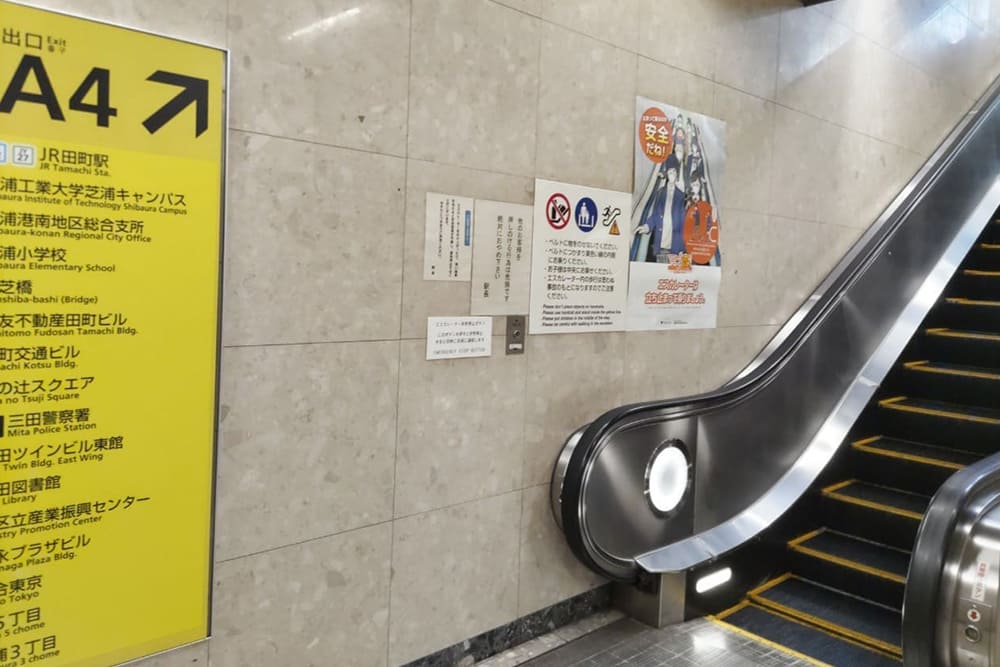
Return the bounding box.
[426,317,493,360]
[424,192,474,281]
[471,200,533,315]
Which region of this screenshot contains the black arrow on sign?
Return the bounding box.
[142,71,209,137]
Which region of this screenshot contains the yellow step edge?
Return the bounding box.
[852,440,965,471]
[708,605,834,667]
[788,542,907,584]
[981,243,1000,249]
[821,481,923,520]
[746,572,794,598]
[788,528,826,548]
[879,397,1000,425]
[946,297,1000,307]
[925,327,1000,342]
[903,360,1000,381]
[963,269,1000,277]
[749,586,903,658]
[852,435,882,447]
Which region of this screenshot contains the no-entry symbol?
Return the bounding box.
[546,193,571,230]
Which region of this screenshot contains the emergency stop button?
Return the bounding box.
[968,608,982,623]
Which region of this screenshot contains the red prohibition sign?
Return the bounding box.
[546,193,571,230]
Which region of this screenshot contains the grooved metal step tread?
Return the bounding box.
[711,602,901,666]
[789,528,909,583]
[902,360,1000,381]
[879,396,1000,425]
[925,327,1000,342]
[851,436,979,470]
[822,480,928,520]
[749,575,902,656]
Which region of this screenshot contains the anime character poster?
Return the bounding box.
[626,96,726,330]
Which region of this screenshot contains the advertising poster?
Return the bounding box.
[626,96,726,330]
[470,200,532,316]
[0,2,224,665]
[528,179,630,334]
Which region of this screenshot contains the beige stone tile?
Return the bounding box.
[713,1,786,100]
[492,0,542,15]
[636,57,716,118]
[768,107,837,223]
[716,210,777,327]
[216,341,397,560]
[623,329,704,404]
[712,85,775,215]
[776,8,869,134]
[395,338,526,516]
[814,0,958,50]
[764,216,829,326]
[540,0,640,50]
[522,333,626,487]
[408,0,540,175]
[133,642,207,667]
[769,107,918,231]
[536,23,637,192]
[229,0,410,152]
[212,524,391,667]
[223,131,405,346]
[778,6,973,153]
[889,4,998,99]
[637,0,787,99]
[698,325,780,392]
[400,160,534,338]
[518,485,605,615]
[26,0,227,47]
[637,0,721,80]
[389,493,521,665]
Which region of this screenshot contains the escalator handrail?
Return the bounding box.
[903,451,1000,666]
[559,74,1000,578]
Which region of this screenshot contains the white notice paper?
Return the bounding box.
[471,200,533,315]
[528,179,631,334]
[424,192,474,281]
[426,317,493,360]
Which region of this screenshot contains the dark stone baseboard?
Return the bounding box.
[401,584,613,667]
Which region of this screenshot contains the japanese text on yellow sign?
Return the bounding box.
[0,2,225,665]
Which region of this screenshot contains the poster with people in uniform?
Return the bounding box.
[626,96,726,330]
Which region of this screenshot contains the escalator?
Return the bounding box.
[549,77,1000,667]
[710,217,1000,665]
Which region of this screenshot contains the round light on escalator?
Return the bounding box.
[644,441,690,515]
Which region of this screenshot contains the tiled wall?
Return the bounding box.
[23,0,1000,665]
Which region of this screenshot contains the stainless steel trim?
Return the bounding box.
[554,73,1000,581]
[903,451,1000,667]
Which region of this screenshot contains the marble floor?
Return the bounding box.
[479,615,814,667]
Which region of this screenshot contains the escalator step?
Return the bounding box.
[822,480,928,519]
[875,396,1000,452]
[951,269,1000,299]
[966,242,1000,269]
[893,361,1000,409]
[749,575,902,656]
[788,528,909,582]
[915,328,1000,368]
[933,297,1000,331]
[851,436,978,470]
[712,602,901,666]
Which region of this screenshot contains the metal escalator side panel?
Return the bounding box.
[555,73,1000,582]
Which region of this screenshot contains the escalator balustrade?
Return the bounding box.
[709,215,1000,666]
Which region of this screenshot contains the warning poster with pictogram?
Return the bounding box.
[626,96,726,330]
[528,179,631,334]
